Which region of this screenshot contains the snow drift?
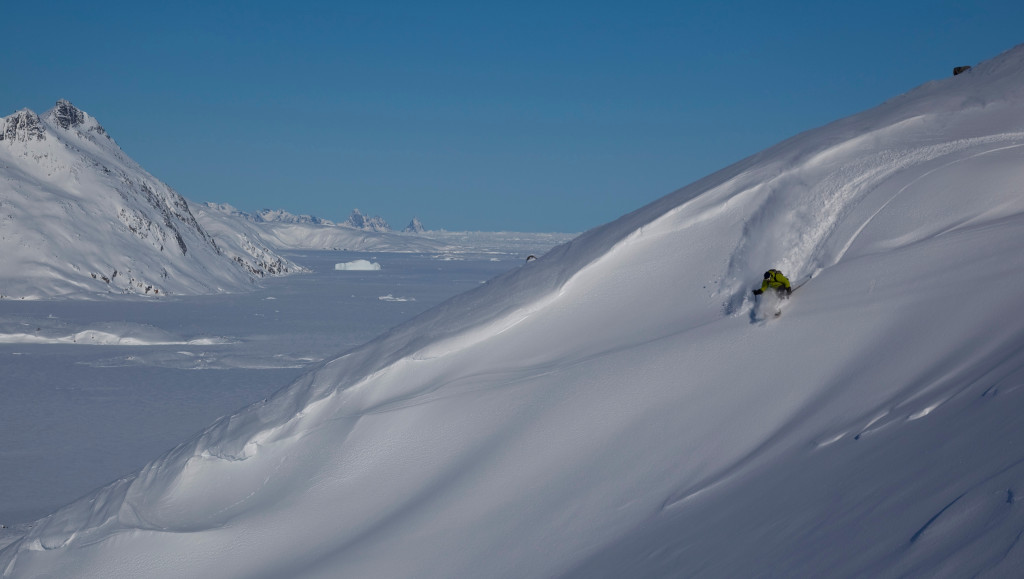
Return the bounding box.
[5,46,1024,578]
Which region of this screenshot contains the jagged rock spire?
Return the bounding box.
[345,208,391,232]
[404,217,425,233]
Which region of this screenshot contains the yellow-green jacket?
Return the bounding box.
[754,269,791,295]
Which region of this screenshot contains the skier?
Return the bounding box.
[753,269,792,297]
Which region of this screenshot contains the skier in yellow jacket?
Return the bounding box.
[753,269,792,297]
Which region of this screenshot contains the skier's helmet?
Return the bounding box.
[764,270,772,279]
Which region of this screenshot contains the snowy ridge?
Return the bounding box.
[0,101,299,299]
[196,202,453,253]
[255,221,452,252]
[254,208,333,225]
[0,325,229,346]
[5,46,1024,577]
[187,203,304,277]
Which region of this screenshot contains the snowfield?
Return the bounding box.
[4,45,1024,578]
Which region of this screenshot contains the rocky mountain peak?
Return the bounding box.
[1,109,46,142]
[404,217,425,233]
[345,208,391,232]
[255,208,331,225]
[47,99,109,138]
[52,99,87,130]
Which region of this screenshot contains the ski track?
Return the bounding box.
[102,125,1024,553]
[833,139,1024,264]
[721,132,1024,314]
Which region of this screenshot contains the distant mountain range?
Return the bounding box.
[195,203,452,254]
[342,208,391,232]
[225,206,426,236]
[0,101,453,299]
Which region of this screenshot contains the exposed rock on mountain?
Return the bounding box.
[0,100,297,298]
[197,203,452,253]
[255,208,334,225]
[0,109,45,142]
[344,208,391,232]
[403,216,425,233]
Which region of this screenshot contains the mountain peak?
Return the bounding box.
[0,99,298,298]
[45,99,109,138]
[344,208,391,232]
[255,208,332,225]
[404,217,425,233]
[1,109,46,142]
[52,99,86,129]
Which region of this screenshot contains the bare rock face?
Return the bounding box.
[1,109,46,142]
[345,208,391,232]
[404,217,425,233]
[52,99,87,129]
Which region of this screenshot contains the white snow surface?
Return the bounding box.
[0,101,299,299]
[5,46,1024,577]
[0,321,229,346]
[334,259,381,271]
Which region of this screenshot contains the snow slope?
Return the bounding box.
[0,101,299,299]
[5,46,1024,577]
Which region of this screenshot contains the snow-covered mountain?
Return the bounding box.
[186,204,304,279]
[403,216,425,233]
[0,101,298,298]
[253,207,424,236]
[344,207,391,232]
[5,45,1024,578]
[197,202,453,253]
[252,208,334,225]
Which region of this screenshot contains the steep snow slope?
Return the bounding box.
[186,203,304,278]
[0,101,297,298]
[5,46,1024,578]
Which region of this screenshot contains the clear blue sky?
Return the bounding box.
[3,1,1022,232]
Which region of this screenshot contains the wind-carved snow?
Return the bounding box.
[0,330,228,346]
[378,294,414,302]
[5,46,1024,578]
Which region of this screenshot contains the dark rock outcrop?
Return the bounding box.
[1,109,46,142]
